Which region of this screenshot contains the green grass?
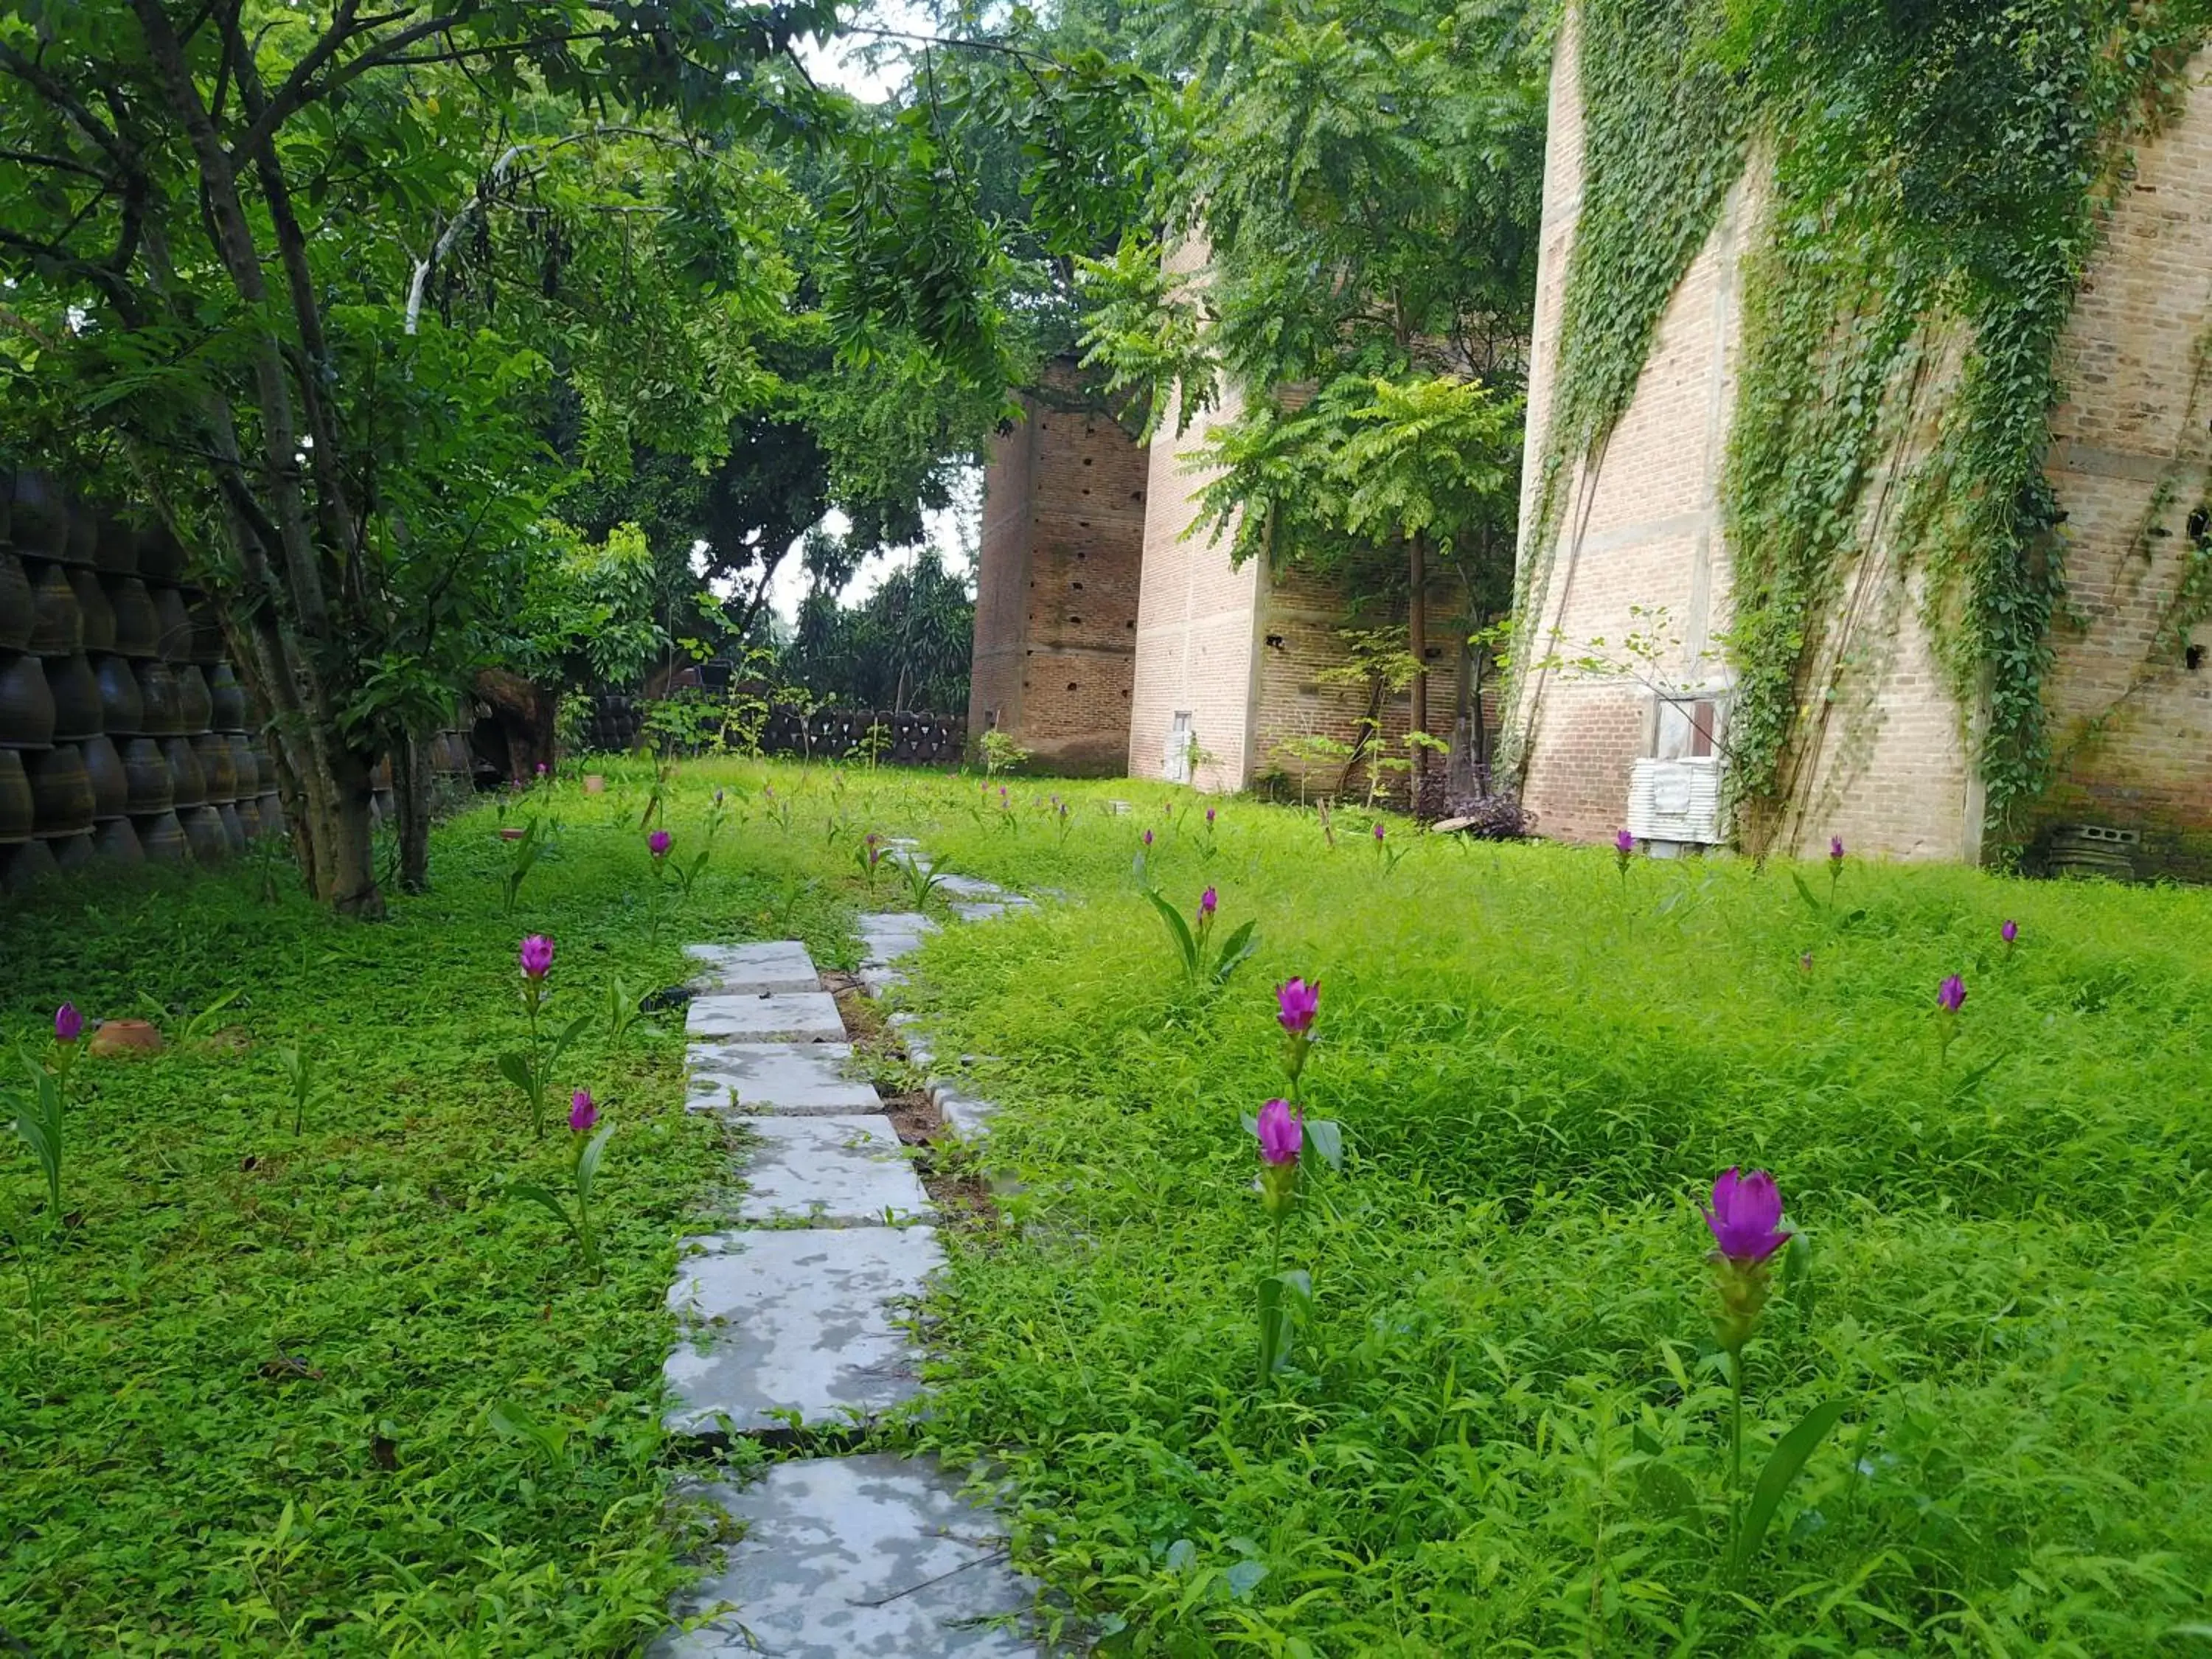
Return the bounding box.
[7,759,2212,1654]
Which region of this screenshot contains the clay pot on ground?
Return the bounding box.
[137,660,184,737]
[161,735,206,807]
[1,836,60,892]
[187,595,224,663]
[181,803,226,862]
[226,732,257,796]
[49,830,94,871]
[175,663,212,732]
[119,737,173,814]
[216,800,246,853]
[94,514,141,576]
[0,653,56,748]
[68,568,116,653]
[0,552,31,653]
[0,750,31,843]
[89,1018,164,1055]
[256,792,283,835]
[209,663,246,731]
[26,562,81,656]
[108,577,160,658]
[152,586,192,661]
[194,731,237,803]
[7,472,71,560]
[94,655,144,734]
[582,773,607,794]
[92,815,144,864]
[233,795,262,840]
[134,810,187,863]
[27,744,94,835]
[46,653,102,742]
[80,733,127,820]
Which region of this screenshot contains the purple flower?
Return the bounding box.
[1704,1167,1792,1265]
[1256,1098,1302,1166]
[649,830,672,859]
[1614,828,1635,855]
[520,934,554,981]
[1937,973,1966,1014]
[1374,822,1386,841]
[1276,978,1320,1036]
[1829,835,1845,863]
[568,1089,597,1133]
[1200,886,1217,918]
[54,1003,81,1045]
[1206,807,1217,825]
[2000,919,2018,945]
[1143,829,1154,846]
[535,762,548,777]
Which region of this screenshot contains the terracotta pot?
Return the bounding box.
[187,594,224,664]
[7,472,71,560]
[209,662,247,731]
[46,653,102,741]
[0,552,31,653]
[152,585,192,661]
[80,733,127,819]
[93,655,144,734]
[119,737,172,814]
[1,835,60,892]
[252,742,277,788]
[137,660,184,737]
[91,815,144,864]
[216,800,246,854]
[0,749,31,844]
[161,735,205,807]
[133,810,187,863]
[27,744,94,835]
[136,524,187,583]
[49,830,94,871]
[582,773,607,794]
[499,825,527,841]
[226,731,257,795]
[194,731,237,803]
[0,653,55,749]
[108,577,160,658]
[256,792,283,835]
[68,568,116,653]
[181,803,226,863]
[89,1016,164,1054]
[232,794,261,841]
[94,513,141,576]
[175,663,212,733]
[26,561,82,656]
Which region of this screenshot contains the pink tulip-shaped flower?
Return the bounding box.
[2000,919,2018,946]
[1200,886,1217,919]
[1256,1097,1302,1166]
[520,935,554,981]
[1829,835,1845,864]
[1705,1168,1792,1265]
[569,1089,598,1133]
[1142,829,1153,846]
[54,1003,82,1045]
[1937,973,1966,1014]
[1276,978,1320,1036]
[1374,822,1385,842]
[1206,807,1217,826]
[1615,828,1635,855]
[649,829,672,859]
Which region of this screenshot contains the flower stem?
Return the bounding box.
[1727,1344,1746,1562]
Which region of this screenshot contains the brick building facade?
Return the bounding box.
[1507,10,2212,872]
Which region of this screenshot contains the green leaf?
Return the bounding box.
[496,1052,535,1096]
[1211,918,1259,984]
[1790,872,1822,915]
[1733,1399,1851,1574]
[1301,1118,1343,1173]
[574,1122,616,1201]
[546,1013,595,1071]
[1144,887,1200,975]
[506,1182,574,1237]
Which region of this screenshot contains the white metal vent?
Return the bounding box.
[1628,757,1724,846]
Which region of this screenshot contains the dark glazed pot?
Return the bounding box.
[181,804,227,863]
[80,733,127,819]
[194,731,237,803]
[153,586,192,661]
[138,660,184,737]
[226,731,257,796]
[94,514,140,576]
[1,836,60,891]
[161,734,205,807]
[0,552,31,653]
[256,792,283,836]
[0,750,31,843]
[209,662,247,731]
[108,577,160,658]
[187,595,224,664]
[26,562,81,656]
[232,795,262,841]
[27,744,94,835]
[175,663,212,733]
[0,653,55,748]
[94,655,144,734]
[63,501,97,568]
[134,809,187,863]
[69,568,116,653]
[7,472,71,560]
[216,800,246,854]
[46,653,102,741]
[136,523,186,584]
[93,815,145,863]
[120,737,172,813]
[49,830,94,871]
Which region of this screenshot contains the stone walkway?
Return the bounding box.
[653,846,1040,1658]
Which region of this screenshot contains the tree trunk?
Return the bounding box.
[1408,529,1430,789]
[395,733,433,894]
[476,669,555,781]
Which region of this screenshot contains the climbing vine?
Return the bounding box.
[1513,0,2212,846]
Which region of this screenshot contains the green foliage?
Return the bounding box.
[509,1122,617,1281]
[1142,888,1260,987]
[979,728,1034,776]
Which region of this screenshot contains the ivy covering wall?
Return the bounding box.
[1517,0,2212,849]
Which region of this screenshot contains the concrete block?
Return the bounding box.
[737,1115,933,1225]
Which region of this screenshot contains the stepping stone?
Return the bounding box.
[654,1454,1036,1658]
[686,992,845,1042]
[684,941,818,994]
[737,1114,933,1225]
[858,911,939,945]
[859,967,908,997]
[950,900,1008,923]
[664,1226,942,1433]
[935,874,1006,900]
[685,1043,880,1116]
[930,1080,997,1142]
[888,1013,936,1069]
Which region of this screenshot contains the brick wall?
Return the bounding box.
[967,372,1147,776]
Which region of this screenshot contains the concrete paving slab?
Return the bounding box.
[736,1114,933,1225]
[859,967,908,997]
[684,941,819,994]
[686,992,845,1042]
[887,1013,935,1069]
[931,1081,997,1142]
[654,1454,1036,1658]
[664,1226,942,1433]
[685,1043,879,1116]
[858,911,939,941]
[934,874,1006,899]
[950,900,1008,923]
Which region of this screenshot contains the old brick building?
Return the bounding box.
[1506,11,2212,874]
